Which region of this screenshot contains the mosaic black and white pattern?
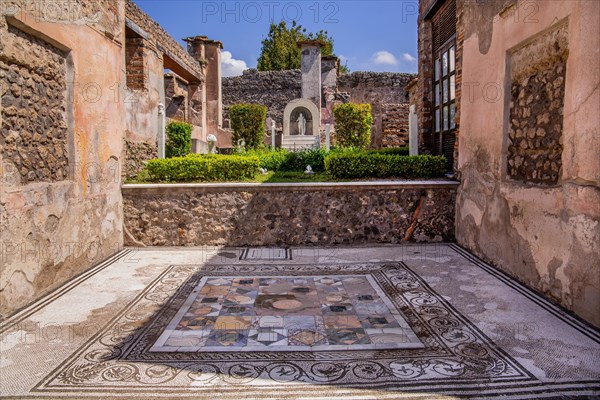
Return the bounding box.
[34,262,536,394]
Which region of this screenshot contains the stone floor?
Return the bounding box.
[1,244,599,399]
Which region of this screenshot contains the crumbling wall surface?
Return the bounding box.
[381,104,410,147]
[123,182,457,246]
[0,1,126,318]
[124,0,201,79]
[123,35,164,178]
[337,72,415,148]
[222,69,301,129]
[456,0,600,327]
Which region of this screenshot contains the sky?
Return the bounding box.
[135,0,419,76]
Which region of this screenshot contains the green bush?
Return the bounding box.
[242,148,289,171]
[370,146,409,156]
[165,121,192,158]
[333,103,373,149]
[280,148,328,172]
[145,154,260,182]
[325,152,447,179]
[229,104,267,149]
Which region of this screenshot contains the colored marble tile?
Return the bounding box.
[206,330,248,347]
[247,328,287,346]
[323,315,362,329]
[177,316,217,330]
[154,274,420,352]
[359,315,401,329]
[252,316,285,328]
[288,328,328,346]
[213,316,252,330]
[326,328,371,345]
[283,316,318,330]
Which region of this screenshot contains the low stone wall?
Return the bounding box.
[122,181,458,246]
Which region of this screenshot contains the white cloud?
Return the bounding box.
[221,51,247,77]
[371,50,399,66]
[402,53,417,63]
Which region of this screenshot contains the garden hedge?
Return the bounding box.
[146,154,260,182]
[332,103,373,149]
[324,152,447,179]
[229,104,267,149]
[165,121,192,158]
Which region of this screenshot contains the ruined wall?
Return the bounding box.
[123,182,457,246]
[337,72,415,148]
[1,25,69,184]
[222,69,414,148]
[222,69,301,130]
[0,0,126,318]
[455,0,600,327]
[164,72,189,121]
[123,0,207,176]
[123,32,164,179]
[125,0,201,80]
[381,104,410,148]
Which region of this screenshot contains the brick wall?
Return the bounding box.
[381,104,410,147]
[125,0,202,79]
[125,37,147,90]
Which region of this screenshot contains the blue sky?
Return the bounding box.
[135,0,419,76]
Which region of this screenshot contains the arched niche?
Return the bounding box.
[283,99,320,137]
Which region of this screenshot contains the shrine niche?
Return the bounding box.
[281,99,320,149]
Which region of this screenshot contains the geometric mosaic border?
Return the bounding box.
[34,262,537,394]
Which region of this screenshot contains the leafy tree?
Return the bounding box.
[257,21,348,73]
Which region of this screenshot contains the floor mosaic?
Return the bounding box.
[151,275,422,352]
[2,245,598,399]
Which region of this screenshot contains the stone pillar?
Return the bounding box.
[184,36,223,139]
[321,55,339,126]
[298,40,324,111]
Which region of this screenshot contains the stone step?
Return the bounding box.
[281,135,319,150]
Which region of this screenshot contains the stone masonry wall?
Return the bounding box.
[455,1,599,327]
[222,69,415,147]
[164,73,189,121]
[123,183,457,246]
[222,69,301,129]
[336,72,415,148]
[1,25,69,184]
[125,0,202,79]
[381,104,410,147]
[0,1,126,319]
[123,140,157,179]
[507,24,568,185]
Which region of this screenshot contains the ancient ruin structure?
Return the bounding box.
[413,0,599,326]
[0,0,228,317]
[0,0,598,335]
[222,52,415,149]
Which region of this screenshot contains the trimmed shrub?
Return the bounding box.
[146,154,260,182]
[333,103,373,149]
[242,148,289,171]
[370,146,409,156]
[280,148,328,172]
[229,104,267,149]
[325,152,447,179]
[165,121,192,158]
